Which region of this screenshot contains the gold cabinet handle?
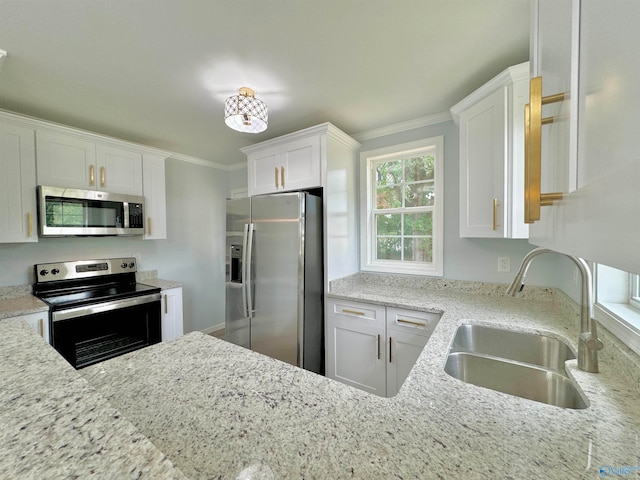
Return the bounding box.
[377,334,381,359]
[389,337,393,363]
[492,198,499,231]
[37,318,44,337]
[274,166,279,189]
[524,76,565,223]
[89,165,95,186]
[396,318,427,328]
[164,294,168,314]
[341,309,365,316]
[147,217,152,236]
[280,166,285,189]
[27,212,33,238]
[100,166,105,188]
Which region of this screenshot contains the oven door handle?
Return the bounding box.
[51,293,161,322]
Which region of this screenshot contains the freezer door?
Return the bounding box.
[225,198,251,348]
[249,193,304,366]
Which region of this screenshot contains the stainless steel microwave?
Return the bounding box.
[37,186,145,237]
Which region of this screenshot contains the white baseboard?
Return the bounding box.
[201,323,224,335]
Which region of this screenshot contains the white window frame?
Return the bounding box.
[359,136,444,276]
[594,264,640,357]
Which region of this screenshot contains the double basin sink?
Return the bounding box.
[444,324,588,409]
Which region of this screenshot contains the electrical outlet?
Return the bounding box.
[498,256,511,273]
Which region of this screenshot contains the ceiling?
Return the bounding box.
[0,0,530,167]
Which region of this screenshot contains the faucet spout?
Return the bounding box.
[506,247,603,373]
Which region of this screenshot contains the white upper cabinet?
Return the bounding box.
[244,130,321,196]
[451,62,529,238]
[528,0,640,274]
[142,153,167,240]
[36,130,143,196]
[0,121,37,243]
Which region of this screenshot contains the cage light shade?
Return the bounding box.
[224,87,268,133]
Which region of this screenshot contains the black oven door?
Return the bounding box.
[50,294,161,369]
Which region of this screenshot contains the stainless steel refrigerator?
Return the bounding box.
[225,192,324,374]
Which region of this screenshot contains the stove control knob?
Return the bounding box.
[121,262,128,269]
[51,268,60,275]
[129,262,135,268]
[39,269,49,276]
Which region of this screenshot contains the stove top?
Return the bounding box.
[37,282,161,310]
[33,257,161,310]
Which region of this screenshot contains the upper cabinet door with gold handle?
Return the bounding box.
[452,62,530,239]
[0,120,38,243]
[95,145,143,195]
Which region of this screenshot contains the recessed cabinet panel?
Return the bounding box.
[161,287,183,342]
[452,62,529,239]
[248,146,280,196]
[386,330,428,397]
[0,123,37,243]
[96,145,143,195]
[142,154,167,240]
[36,131,96,189]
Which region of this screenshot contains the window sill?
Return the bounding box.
[361,261,443,277]
[594,302,640,358]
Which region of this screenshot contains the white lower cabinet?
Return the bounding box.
[326,299,439,397]
[161,287,183,342]
[4,312,50,343]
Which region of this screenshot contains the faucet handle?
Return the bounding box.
[580,331,604,351]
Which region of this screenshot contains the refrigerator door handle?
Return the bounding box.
[245,222,255,317]
[241,223,250,318]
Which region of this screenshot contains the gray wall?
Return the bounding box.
[358,120,579,298]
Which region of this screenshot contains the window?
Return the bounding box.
[594,264,640,357]
[360,136,443,276]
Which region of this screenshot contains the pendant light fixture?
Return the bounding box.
[224,87,268,133]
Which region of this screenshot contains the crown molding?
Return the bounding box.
[351,111,453,142]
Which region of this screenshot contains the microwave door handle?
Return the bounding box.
[245,223,255,318]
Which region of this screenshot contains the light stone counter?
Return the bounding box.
[77,273,640,479]
[0,319,187,480]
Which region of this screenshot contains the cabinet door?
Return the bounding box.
[280,135,321,192]
[142,154,167,240]
[459,87,507,238]
[0,123,37,243]
[21,312,50,344]
[161,287,184,341]
[528,0,580,249]
[36,130,96,189]
[96,145,143,195]
[326,299,386,396]
[247,145,279,196]
[386,330,428,397]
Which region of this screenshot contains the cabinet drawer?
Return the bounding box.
[327,299,385,325]
[386,307,440,337]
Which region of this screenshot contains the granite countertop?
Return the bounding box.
[0,319,187,480]
[73,274,640,479]
[3,273,640,478]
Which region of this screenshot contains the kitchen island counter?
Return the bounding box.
[78,275,640,479]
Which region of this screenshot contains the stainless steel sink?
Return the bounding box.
[449,324,575,371]
[444,325,588,409]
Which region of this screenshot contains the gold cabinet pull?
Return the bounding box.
[341,308,365,316]
[377,334,381,359]
[492,198,499,231]
[396,318,427,328]
[27,212,33,238]
[389,337,393,363]
[89,165,95,186]
[280,166,285,189]
[164,294,168,314]
[37,318,44,337]
[147,217,152,236]
[274,167,279,189]
[100,166,105,187]
[524,76,565,223]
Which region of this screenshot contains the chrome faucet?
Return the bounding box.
[506,247,604,373]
